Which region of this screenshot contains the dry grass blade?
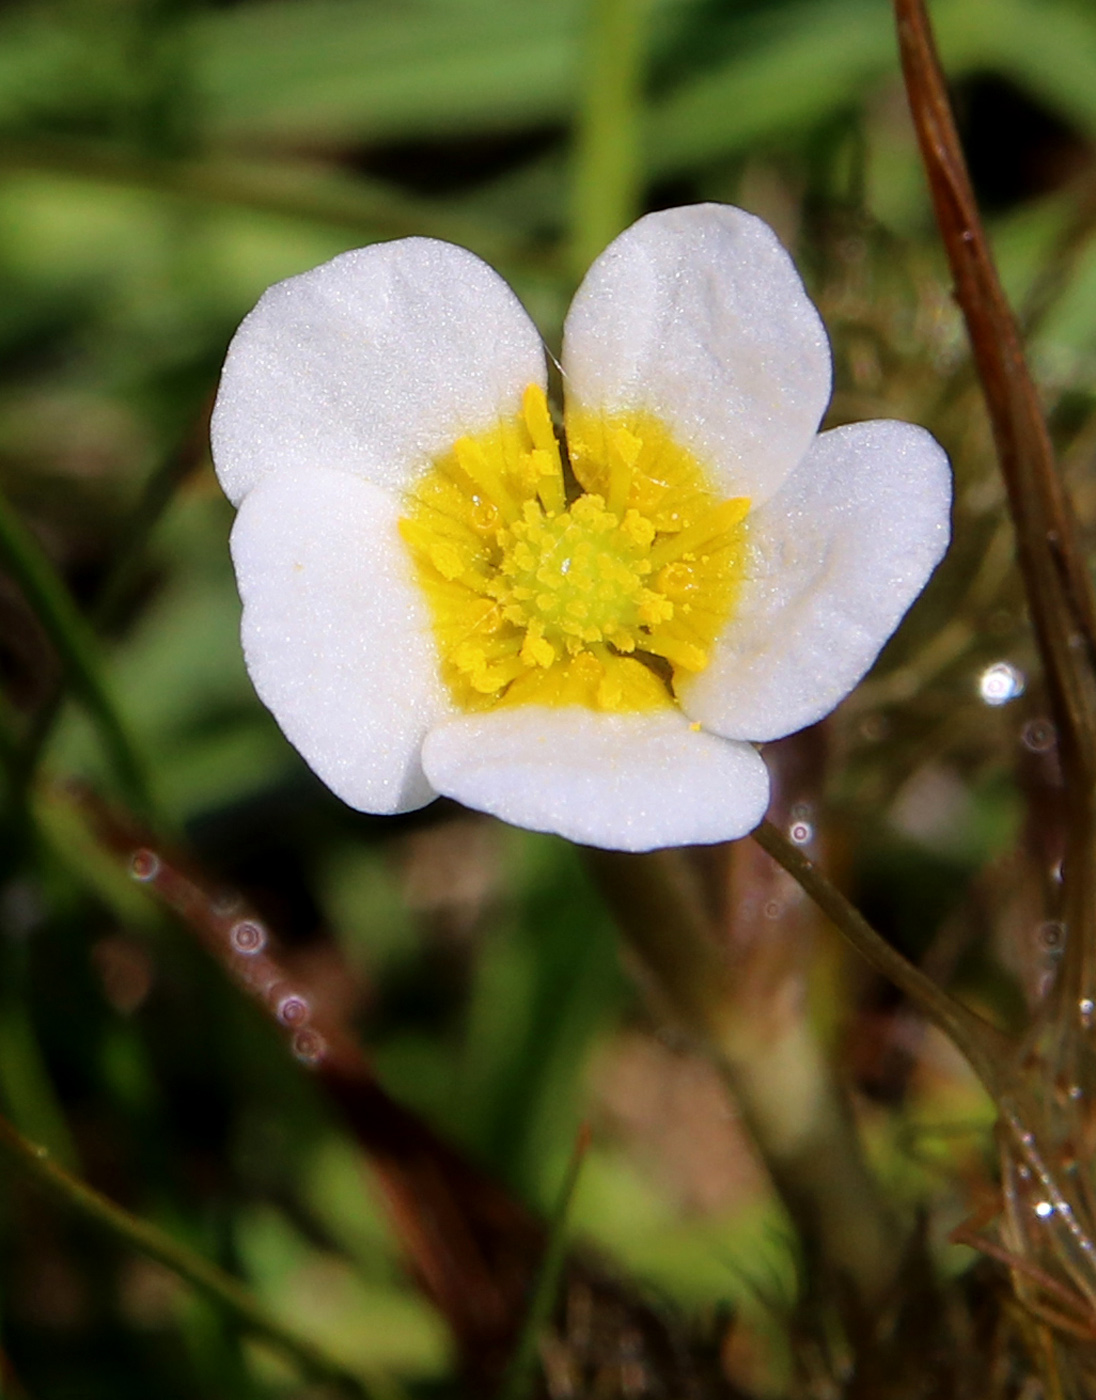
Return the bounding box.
[894,0,1096,791]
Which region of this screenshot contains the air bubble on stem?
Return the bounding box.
[1038,921,1064,952]
[1034,1200,1054,1219]
[1022,719,1056,752]
[291,1029,326,1066]
[230,920,267,956]
[789,820,813,846]
[276,994,310,1027]
[129,850,160,882]
[1080,998,1094,1028]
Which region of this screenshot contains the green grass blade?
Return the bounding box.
[570,0,650,275]
[499,1124,590,1400]
[0,484,156,821]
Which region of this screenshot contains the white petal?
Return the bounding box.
[561,204,832,505]
[421,707,770,851]
[231,466,453,813]
[212,238,547,506]
[681,420,951,741]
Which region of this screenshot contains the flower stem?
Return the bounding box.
[586,846,900,1308]
[0,1112,381,1399]
[570,0,649,275]
[752,819,1013,1097]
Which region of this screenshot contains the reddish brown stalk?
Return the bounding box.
[895,0,1096,1029]
[950,1219,1096,1342]
[73,790,711,1393]
[78,794,538,1377]
[895,0,1096,787]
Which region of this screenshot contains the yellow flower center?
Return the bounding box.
[400,384,750,713]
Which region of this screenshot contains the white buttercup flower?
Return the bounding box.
[212,204,950,852]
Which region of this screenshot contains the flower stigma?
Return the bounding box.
[400,384,750,712]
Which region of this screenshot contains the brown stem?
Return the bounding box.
[894,0,1096,1033]
[895,0,1096,789]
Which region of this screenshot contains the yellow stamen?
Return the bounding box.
[400,387,750,712]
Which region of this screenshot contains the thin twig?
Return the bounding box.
[0,1112,380,1398]
[752,819,1013,1097]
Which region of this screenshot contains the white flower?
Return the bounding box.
[211,204,950,852]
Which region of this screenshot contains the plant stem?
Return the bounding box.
[587,846,899,1308]
[894,0,1096,1050]
[753,819,1012,1097]
[570,0,649,275]
[499,1125,589,1400]
[9,401,211,802]
[0,1113,379,1399]
[0,486,155,823]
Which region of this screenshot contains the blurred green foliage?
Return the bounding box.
[2,0,1096,1394]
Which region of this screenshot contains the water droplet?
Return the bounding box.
[859,714,888,742]
[1038,920,1065,952]
[1022,719,1056,752]
[276,994,310,1028]
[1018,1165,1032,1180]
[789,820,813,845]
[978,661,1025,706]
[230,920,266,956]
[763,900,782,920]
[129,849,160,882]
[211,890,243,917]
[790,801,812,820]
[33,1143,48,1159]
[1034,1200,1054,1219]
[1069,1084,1084,1101]
[1080,998,1094,1027]
[292,1029,326,1066]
